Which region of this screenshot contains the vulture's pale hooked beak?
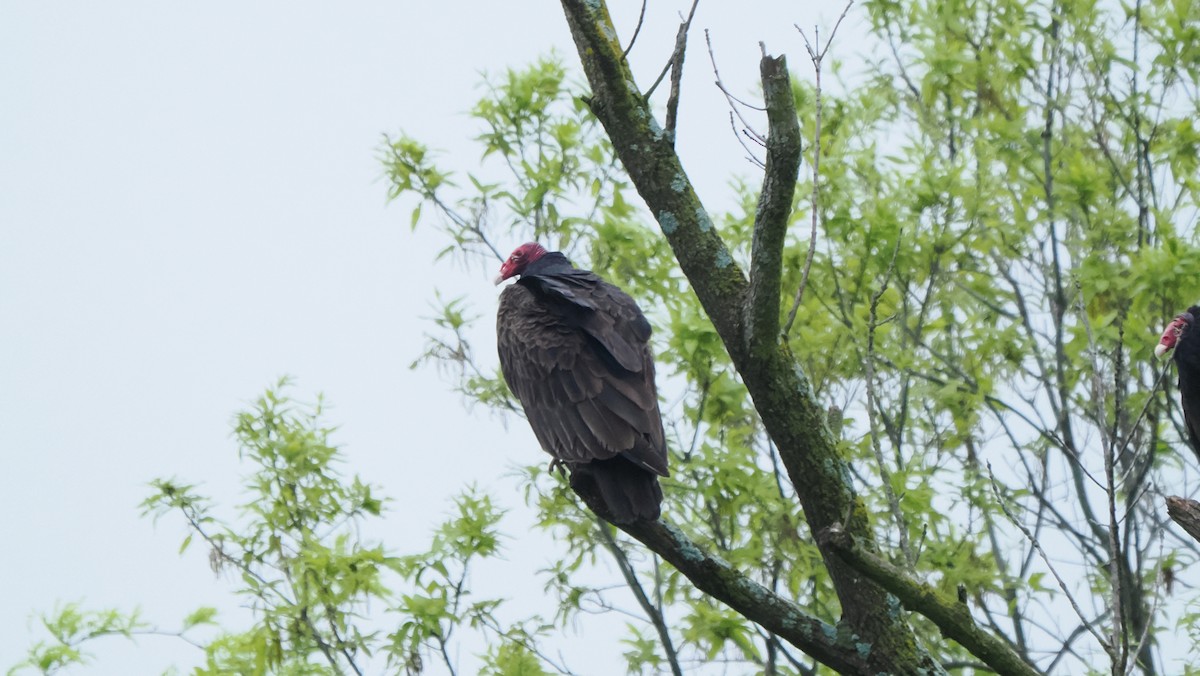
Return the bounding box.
[493,274,506,286]
[1157,315,1189,359]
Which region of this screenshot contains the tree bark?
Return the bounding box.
[746,53,802,350]
[618,519,873,673]
[1166,496,1200,544]
[818,524,1042,676]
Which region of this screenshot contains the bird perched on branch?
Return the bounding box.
[1156,306,1200,463]
[495,242,668,523]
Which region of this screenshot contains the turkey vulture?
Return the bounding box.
[495,242,668,523]
[1156,306,1200,462]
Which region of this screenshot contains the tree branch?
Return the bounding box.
[747,52,802,351]
[817,524,1041,676]
[664,0,700,145]
[663,22,687,145]
[1166,496,1200,544]
[558,2,941,671]
[616,517,872,674]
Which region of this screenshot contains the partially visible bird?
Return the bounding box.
[1156,306,1200,462]
[495,242,668,523]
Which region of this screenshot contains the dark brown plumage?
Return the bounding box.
[1157,306,1200,463]
[495,243,668,523]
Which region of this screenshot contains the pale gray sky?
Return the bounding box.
[1,1,852,673]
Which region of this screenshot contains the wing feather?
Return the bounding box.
[497,281,668,476]
[527,268,651,374]
[1179,368,1200,463]
[1184,397,1200,452]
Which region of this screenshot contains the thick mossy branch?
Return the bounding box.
[558,0,750,346]
[747,54,802,351]
[618,518,871,673]
[819,525,1043,676]
[558,2,943,673]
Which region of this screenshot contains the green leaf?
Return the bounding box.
[182,607,217,630]
[410,203,422,230]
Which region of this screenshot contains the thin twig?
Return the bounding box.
[596,521,685,676]
[729,112,767,168]
[621,0,648,60]
[684,368,712,461]
[645,0,701,100]
[865,234,914,567]
[129,628,208,651]
[1118,366,1170,485]
[1071,282,1129,669]
[704,29,766,157]
[783,2,854,338]
[742,128,767,148]
[987,463,1112,656]
[1125,537,1164,676]
[700,39,766,113]
[796,2,855,63]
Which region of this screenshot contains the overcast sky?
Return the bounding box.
[0,1,867,673]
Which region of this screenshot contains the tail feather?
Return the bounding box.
[569,455,663,523]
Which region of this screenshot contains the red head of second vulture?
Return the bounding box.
[495,242,668,523]
[1157,306,1200,463]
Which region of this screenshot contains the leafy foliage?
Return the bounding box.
[9,382,550,676]
[7,604,154,676]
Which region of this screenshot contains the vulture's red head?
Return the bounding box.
[494,242,548,285]
[1157,310,1197,358]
